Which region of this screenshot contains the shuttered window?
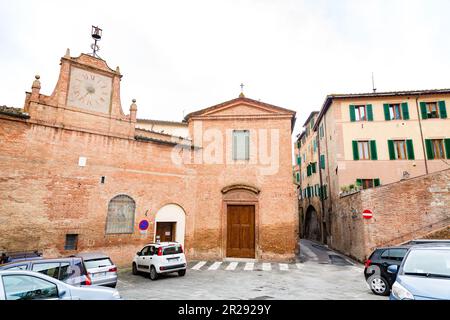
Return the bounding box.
[425,139,445,160]
[388,140,415,160]
[106,195,136,234]
[421,101,447,119]
[384,103,409,120]
[353,140,377,160]
[320,154,325,169]
[356,179,380,190]
[350,105,371,122]
[232,130,250,160]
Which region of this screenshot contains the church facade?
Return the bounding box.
[0,50,298,266]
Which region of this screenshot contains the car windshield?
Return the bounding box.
[163,245,182,255]
[84,258,113,269]
[403,249,450,278]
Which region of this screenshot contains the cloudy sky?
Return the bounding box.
[1,0,450,133]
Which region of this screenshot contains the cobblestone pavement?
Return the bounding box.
[116,240,387,300]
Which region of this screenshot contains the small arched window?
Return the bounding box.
[105,195,136,234]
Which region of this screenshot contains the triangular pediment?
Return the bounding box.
[184,97,295,120]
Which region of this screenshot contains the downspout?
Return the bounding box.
[317,132,326,244]
[415,96,429,174]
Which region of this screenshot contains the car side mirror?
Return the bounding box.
[387,265,399,274]
[136,251,142,256]
[58,289,67,298]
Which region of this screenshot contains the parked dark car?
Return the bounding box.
[0,251,43,264]
[364,246,411,295]
[0,257,91,287]
[73,253,117,288]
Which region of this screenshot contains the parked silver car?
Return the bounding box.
[74,252,117,288]
[0,270,122,300]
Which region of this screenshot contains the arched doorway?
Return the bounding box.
[154,204,186,246]
[304,205,321,242]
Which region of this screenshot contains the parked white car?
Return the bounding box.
[132,242,186,280]
[0,270,122,300]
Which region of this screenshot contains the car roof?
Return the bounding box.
[1,257,80,267]
[73,252,110,260]
[410,243,450,249]
[374,245,412,251]
[145,242,180,247]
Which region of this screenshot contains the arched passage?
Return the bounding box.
[304,205,321,242]
[154,204,186,246]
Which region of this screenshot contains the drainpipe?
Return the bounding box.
[415,96,429,175]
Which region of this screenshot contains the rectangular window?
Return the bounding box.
[64,234,78,250]
[426,102,439,119]
[361,179,374,189]
[394,140,407,160]
[389,104,402,120]
[319,124,324,138]
[232,130,250,160]
[431,139,445,159]
[355,105,367,121]
[358,141,370,160]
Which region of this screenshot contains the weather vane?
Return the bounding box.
[90,25,102,58]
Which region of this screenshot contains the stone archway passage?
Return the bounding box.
[226,205,255,258]
[304,205,321,242]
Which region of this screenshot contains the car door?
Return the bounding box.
[136,247,150,271]
[1,274,61,300]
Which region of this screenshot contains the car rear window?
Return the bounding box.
[84,258,113,269]
[163,246,182,255]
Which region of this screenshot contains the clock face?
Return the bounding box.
[67,67,112,113]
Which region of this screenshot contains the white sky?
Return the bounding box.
[1,0,450,134]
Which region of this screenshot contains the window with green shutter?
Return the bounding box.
[311,163,317,173]
[406,140,415,160]
[425,139,434,160]
[370,140,378,160]
[402,103,410,120]
[445,139,450,159]
[352,141,359,160]
[296,172,300,183]
[384,104,391,121]
[307,164,311,176]
[349,105,356,122]
[388,140,396,160]
[439,101,447,119]
[374,179,381,187]
[297,155,301,165]
[367,104,374,121]
[320,154,325,169]
[356,179,362,187]
[420,102,428,119]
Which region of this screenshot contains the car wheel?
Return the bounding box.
[178,269,186,277]
[132,263,138,275]
[150,266,159,280]
[368,275,390,296]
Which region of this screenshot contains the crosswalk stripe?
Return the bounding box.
[192,261,207,270]
[208,262,222,270]
[226,262,238,270]
[244,262,254,271]
[296,263,303,270]
[262,263,271,271]
[279,263,289,271]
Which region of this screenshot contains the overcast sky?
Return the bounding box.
[1,0,450,134]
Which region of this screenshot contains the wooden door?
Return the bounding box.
[156,222,175,242]
[226,205,255,258]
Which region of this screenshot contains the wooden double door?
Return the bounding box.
[226,205,255,258]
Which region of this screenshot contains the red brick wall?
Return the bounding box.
[330,169,450,261]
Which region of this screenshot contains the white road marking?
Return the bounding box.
[208,262,222,270]
[296,263,303,270]
[262,263,271,271]
[244,262,254,271]
[279,263,289,271]
[226,262,238,270]
[191,261,207,270]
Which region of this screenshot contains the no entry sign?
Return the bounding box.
[139,219,149,230]
[362,209,373,219]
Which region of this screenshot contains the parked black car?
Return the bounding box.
[0,250,43,264]
[0,257,91,286]
[364,246,411,296]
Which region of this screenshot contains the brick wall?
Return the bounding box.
[330,169,450,261]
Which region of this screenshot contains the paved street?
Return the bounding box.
[116,240,387,300]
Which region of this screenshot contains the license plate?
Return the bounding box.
[168,258,179,261]
[93,272,106,277]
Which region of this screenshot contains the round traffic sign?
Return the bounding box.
[362,209,373,219]
[139,219,149,230]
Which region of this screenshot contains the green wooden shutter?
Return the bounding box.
[374,179,381,187]
[445,139,450,159]
[420,102,428,119]
[349,105,356,122]
[388,140,396,160]
[401,102,410,120]
[352,141,359,160]
[320,154,325,169]
[370,140,378,160]
[356,179,362,187]
[425,139,434,160]
[312,163,317,173]
[439,101,447,119]
[367,104,374,121]
[297,155,301,165]
[307,165,311,176]
[296,172,300,183]
[384,104,391,121]
[406,140,415,160]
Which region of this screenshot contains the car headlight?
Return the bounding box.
[392,282,414,300]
